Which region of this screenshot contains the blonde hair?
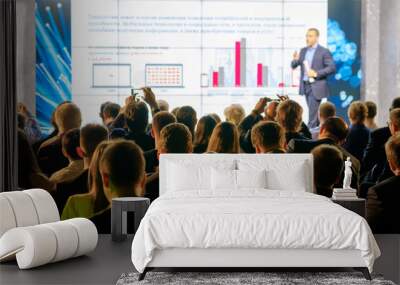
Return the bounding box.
[207,122,239,153]
[224,104,245,126]
[55,103,82,133]
[348,101,367,124]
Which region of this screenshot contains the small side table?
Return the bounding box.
[331,197,366,218]
[111,197,150,242]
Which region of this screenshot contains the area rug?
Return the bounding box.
[117,271,396,285]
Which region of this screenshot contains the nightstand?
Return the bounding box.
[331,197,366,218]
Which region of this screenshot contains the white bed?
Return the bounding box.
[131,154,380,280]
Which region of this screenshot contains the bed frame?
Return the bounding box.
[138,154,372,281]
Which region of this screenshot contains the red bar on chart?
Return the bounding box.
[257,63,263,87]
[212,71,219,87]
[235,41,241,87]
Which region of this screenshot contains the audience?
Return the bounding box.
[37,102,82,176]
[100,102,120,128]
[276,99,308,144]
[17,102,42,144]
[310,102,336,140]
[251,121,285,153]
[365,101,378,130]
[264,101,279,121]
[54,124,108,212]
[124,100,155,151]
[90,141,147,233]
[224,104,245,126]
[176,105,197,139]
[144,111,176,174]
[343,101,370,161]
[50,128,84,184]
[61,140,111,220]
[367,133,400,233]
[207,121,239,153]
[312,145,344,198]
[193,115,217,153]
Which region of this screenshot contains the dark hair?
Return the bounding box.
[194,115,217,146]
[320,117,349,142]
[365,101,377,119]
[103,102,120,119]
[391,97,400,110]
[312,145,343,197]
[62,128,81,160]
[176,106,197,138]
[100,140,145,197]
[17,113,26,130]
[18,130,41,189]
[125,101,149,134]
[152,111,176,136]
[251,121,285,152]
[158,123,193,153]
[207,121,239,153]
[319,102,336,120]
[308,28,320,36]
[80,124,108,158]
[99,102,112,120]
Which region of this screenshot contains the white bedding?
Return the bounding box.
[131,190,380,273]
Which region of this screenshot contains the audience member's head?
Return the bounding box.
[276,99,303,133]
[100,140,146,201]
[251,121,285,153]
[209,113,222,124]
[348,101,367,125]
[61,128,81,162]
[151,111,177,146]
[318,102,336,124]
[224,104,245,126]
[365,101,378,130]
[158,123,193,154]
[157,99,169,112]
[318,117,349,145]
[390,97,400,111]
[171,107,180,117]
[55,103,82,134]
[101,102,120,125]
[207,121,239,153]
[124,101,149,134]
[385,133,400,176]
[388,108,400,135]
[312,145,343,197]
[51,101,71,134]
[99,102,111,122]
[176,106,197,138]
[194,115,217,147]
[79,124,108,166]
[264,101,279,121]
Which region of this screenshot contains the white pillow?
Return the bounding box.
[266,161,307,192]
[211,168,236,190]
[236,169,267,189]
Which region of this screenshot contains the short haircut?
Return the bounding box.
[158,123,193,153]
[224,104,245,126]
[251,121,285,151]
[312,145,343,191]
[103,102,120,119]
[100,140,145,196]
[80,124,109,158]
[55,103,82,131]
[276,99,303,132]
[348,101,367,124]
[157,99,169,112]
[176,106,197,137]
[99,102,112,120]
[319,102,336,120]
[365,101,377,119]
[62,128,81,160]
[320,117,349,142]
[125,101,149,133]
[207,121,239,154]
[385,133,400,169]
[389,108,400,129]
[391,97,400,110]
[308,28,320,37]
[152,111,176,136]
[194,115,217,146]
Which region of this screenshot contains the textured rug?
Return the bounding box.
[117,271,396,285]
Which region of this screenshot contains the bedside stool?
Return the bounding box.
[331,197,366,218]
[111,197,150,242]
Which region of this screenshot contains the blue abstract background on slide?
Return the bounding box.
[35,0,71,133]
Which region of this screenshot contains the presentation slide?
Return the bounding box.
[35,0,361,131]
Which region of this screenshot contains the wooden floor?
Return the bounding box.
[0,235,399,284]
